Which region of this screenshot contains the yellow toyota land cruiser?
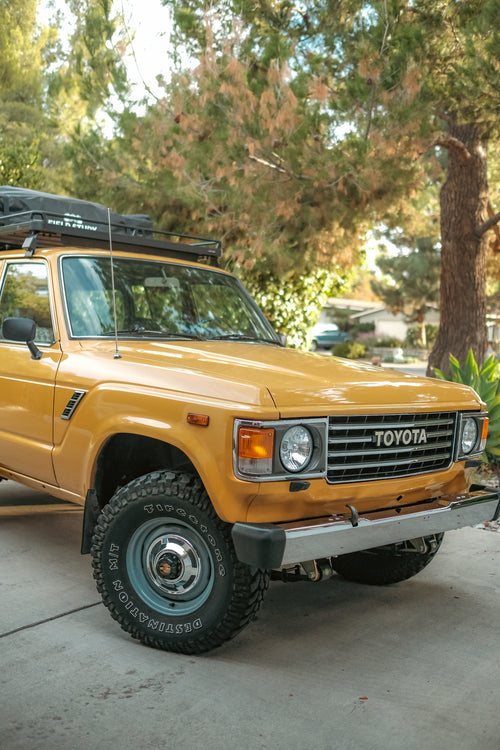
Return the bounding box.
[1,186,498,654]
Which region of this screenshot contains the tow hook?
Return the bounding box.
[346,504,359,527]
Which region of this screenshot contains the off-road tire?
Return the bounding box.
[91,471,269,654]
[331,534,444,585]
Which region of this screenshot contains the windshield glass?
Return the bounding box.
[60,256,278,343]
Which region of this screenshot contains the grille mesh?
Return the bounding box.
[327,412,456,484]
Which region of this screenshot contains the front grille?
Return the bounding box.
[327,412,457,484]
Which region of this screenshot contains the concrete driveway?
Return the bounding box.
[383,361,429,377]
[1,480,499,750]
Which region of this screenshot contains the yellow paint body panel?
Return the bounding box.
[0,246,483,524]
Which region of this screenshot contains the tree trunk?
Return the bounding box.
[415,311,426,348]
[427,122,489,376]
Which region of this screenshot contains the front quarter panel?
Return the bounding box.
[52,347,278,520]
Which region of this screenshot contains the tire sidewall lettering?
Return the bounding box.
[109,578,204,632]
[100,494,233,638]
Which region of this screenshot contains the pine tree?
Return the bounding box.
[156,0,500,371]
[371,237,441,346]
[0,0,57,188]
[62,1,500,357]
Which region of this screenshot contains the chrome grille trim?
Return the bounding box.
[329,442,453,459]
[327,412,457,484]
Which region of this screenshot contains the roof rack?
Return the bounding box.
[0,188,221,264]
[0,211,222,263]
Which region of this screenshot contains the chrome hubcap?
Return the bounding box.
[145,531,204,598]
[126,519,214,614]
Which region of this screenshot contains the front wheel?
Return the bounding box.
[91,471,269,654]
[331,534,444,585]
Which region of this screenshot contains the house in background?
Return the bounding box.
[319,298,440,343]
[487,314,500,345]
[349,306,408,340]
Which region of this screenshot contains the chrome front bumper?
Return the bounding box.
[231,489,500,569]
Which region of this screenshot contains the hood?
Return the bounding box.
[76,340,482,418]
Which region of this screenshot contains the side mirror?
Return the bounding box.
[2,317,42,360]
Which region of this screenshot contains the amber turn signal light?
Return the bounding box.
[187,413,209,426]
[238,427,274,458]
[481,418,489,442]
[237,427,274,475]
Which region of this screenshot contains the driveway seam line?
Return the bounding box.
[0,601,101,638]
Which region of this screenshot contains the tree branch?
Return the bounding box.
[119,0,160,103]
[476,207,500,238]
[247,152,288,174]
[247,151,313,181]
[364,0,390,141]
[431,135,471,164]
[380,0,391,55]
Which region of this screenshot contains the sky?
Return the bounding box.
[37,0,174,101]
[116,0,174,100]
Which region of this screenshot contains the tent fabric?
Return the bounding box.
[0,186,152,234]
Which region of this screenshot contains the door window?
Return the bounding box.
[0,262,54,344]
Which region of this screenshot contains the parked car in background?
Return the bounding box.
[311,322,352,350]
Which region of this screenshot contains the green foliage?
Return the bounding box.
[71,47,371,277]
[332,340,367,359]
[150,0,500,375]
[354,321,376,334]
[0,132,42,188]
[371,237,441,320]
[361,335,405,349]
[433,350,500,459]
[160,0,500,140]
[0,0,57,190]
[2,0,498,371]
[405,324,439,349]
[324,307,375,335]
[0,0,46,101]
[47,0,129,121]
[374,336,405,348]
[243,266,348,349]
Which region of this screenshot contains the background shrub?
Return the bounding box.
[405,324,439,348]
[332,340,367,359]
[433,350,500,460]
[373,336,405,348]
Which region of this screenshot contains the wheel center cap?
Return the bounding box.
[143,530,208,599]
[156,552,181,580]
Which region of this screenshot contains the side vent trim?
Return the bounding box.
[61,390,86,420]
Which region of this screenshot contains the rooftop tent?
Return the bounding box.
[0,185,153,234]
[0,186,221,263]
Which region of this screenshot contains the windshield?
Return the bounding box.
[60,256,279,343]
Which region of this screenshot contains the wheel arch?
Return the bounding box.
[81,433,198,554]
[95,432,197,508]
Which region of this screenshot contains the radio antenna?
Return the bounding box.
[108,208,121,359]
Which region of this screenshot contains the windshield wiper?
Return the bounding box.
[209,334,281,345]
[105,328,203,340]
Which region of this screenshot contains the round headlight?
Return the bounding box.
[461,417,478,455]
[280,426,313,472]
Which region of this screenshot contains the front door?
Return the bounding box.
[0,260,62,484]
